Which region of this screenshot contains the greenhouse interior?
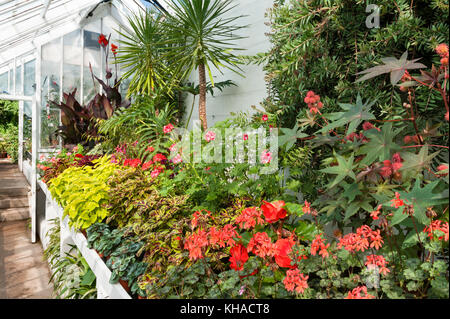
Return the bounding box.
[0,0,449,302]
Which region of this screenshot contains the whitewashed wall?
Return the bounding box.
[176,0,273,128]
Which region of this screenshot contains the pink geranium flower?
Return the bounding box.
[163,124,174,134]
[205,131,216,142]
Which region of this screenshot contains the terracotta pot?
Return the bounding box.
[96,250,104,259]
[0,152,7,159]
[138,295,146,300]
[119,279,131,293]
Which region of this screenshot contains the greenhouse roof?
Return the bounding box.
[0,0,144,66]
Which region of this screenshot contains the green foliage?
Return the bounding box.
[252,0,449,128]
[48,156,116,230]
[0,100,19,161]
[116,11,176,97]
[97,95,178,156]
[0,123,18,162]
[44,219,97,299]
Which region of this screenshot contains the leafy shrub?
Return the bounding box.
[48,156,117,230]
[44,219,97,299]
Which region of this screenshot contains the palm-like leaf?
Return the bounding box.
[116,11,175,97]
[164,0,247,84]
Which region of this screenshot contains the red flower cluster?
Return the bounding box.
[304,91,323,114]
[163,124,174,134]
[365,254,390,276]
[235,207,264,230]
[346,132,367,143]
[345,286,375,299]
[283,269,309,294]
[423,220,449,242]
[247,232,276,258]
[390,192,406,208]
[310,234,330,258]
[229,244,249,271]
[111,43,118,56]
[380,153,403,178]
[436,43,449,66]
[150,165,164,178]
[142,161,153,171]
[185,223,238,260]
[184,229,209,260]
[261,200,287,223]
[152,153,167,163]
[362,121,380,132]
[370,205,382,220]
[262,114,268,122]
[337,225,384,252]
[98,34,108,47]
[302,200,318,217]
[123,158,142,168]
[274,237,296,268]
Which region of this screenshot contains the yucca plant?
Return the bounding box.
[116,11,175,97]
[164,0,247,130]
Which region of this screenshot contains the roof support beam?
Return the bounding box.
[41,0,52,18]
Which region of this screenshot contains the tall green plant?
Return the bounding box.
[116,11,174,97]
[164,0,246,130]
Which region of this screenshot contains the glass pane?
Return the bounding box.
[84,28,101,103]
[9,69,13,93]
[0,71,8,94]
[41,38,62,149]
[63,30,82,101]
[41,38,61,104]
[40,108,60,149]
[15,64,22,95]
[24,59,36,96]
[23,101,32,162]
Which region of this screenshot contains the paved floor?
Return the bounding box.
[0,159,53,299]
[0,220,53,299]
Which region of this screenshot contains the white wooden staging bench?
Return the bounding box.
[38,179,132,299]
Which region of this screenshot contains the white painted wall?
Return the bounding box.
[179,0,273,128]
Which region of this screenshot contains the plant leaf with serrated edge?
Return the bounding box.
[359,122,402,166]
[355,51,426,85]
[398,179,448,225]
[320,152,356,188]
[318,95,375,135]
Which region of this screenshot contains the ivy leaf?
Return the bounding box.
[318,95,376,135]
[359,122,402,165]
[320,152,356,188]
[355,51,427,85]
[398,179,448,225]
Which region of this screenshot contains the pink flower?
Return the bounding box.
[205,131,216,142]
[260,150,272,164]
[262,114,268,121]
[171,153,183,164]
[72,146,78,152]
[243,134,249,141]
[169,143,178,152]
[163,124,174,134]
